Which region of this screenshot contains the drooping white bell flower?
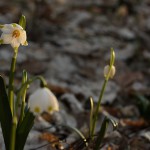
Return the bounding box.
[28,87,59,115]
[0,23,27,48]
[104,65,116,79]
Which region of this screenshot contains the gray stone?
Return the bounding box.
[33,116,55,132]
[60,93,84,113]
[45,54,77,80]
[140,131,150,141]
[52,111,77,128]
[67,11,92,29]
[117,28,136,40]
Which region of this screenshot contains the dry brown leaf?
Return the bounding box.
[117,71,143,88]
[47,83,71,95]
[116,5,128,17]
[120,118,148,127]
[107,146,113,150]
[40,132,63,149]
[102,106,122,118]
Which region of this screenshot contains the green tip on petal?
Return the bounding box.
[12,23,17,27]
[0,39,3,44]
[23,41,28,46]
[0,25,4,28]
[19,15,26,29]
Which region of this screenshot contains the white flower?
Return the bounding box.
[0,24,27,48]
[28,87,59,115]
[104,65,116,79]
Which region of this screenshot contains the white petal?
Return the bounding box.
[28,88,59,115]
[1,33,12,44]
[13,24,23,30]
[28,88,48,113]
[104,65,109,77]
[104,65,116,78]
[45,88,59,112]
[18,30,27,44]
[1,24,14,34]
[111,66,116,78]
[11,38,20,48]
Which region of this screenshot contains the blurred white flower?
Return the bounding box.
[28,87,59,115]
[0,24,27,48]
[104,65,116,79]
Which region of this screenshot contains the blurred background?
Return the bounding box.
[0,0,150,149]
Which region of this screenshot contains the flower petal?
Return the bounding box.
[1,24,14,34]
[28,89,47,114]
[18,30,27,45]
[13,24,23,30]
[45,88,59,112]
[1,33,12,44]
[104,65,116,79]
[11,38,20,48]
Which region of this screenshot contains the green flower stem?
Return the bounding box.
[90,49,115,138]
[19,76,47,94]
[15,76,47,118]
[19,91,26,125]
[18,70,27,124]
[91,79,108,138]
[8,48,18,116]
[9,116,17,150]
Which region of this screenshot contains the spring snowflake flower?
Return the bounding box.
[0,24,27,48]
[104,65,116,79]
[28,87,59,115]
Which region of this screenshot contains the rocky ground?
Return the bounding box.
[0,0,150,149]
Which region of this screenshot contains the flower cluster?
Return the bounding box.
[0,22,59,116]
[0,17,60,150]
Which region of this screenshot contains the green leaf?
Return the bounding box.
[94,117,118,150]
[16,109,35,150]
[0,24,4,28]
[109,119,118,130]
[94,117,109,150]
[66,125,88,147]
[46,124,88,147]
[89,97,94,137]
[19,15,26,29]
[136,94,150,119]
[0,75,12,150]
[0,39,3,44]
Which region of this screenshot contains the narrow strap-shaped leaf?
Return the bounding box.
[16,109,35,150]
[0,75,12,150]
[66,125,88,147]
[43,124,88,147]
[94,117,109,150]
[89,97,94,137]
[109,119,118,130]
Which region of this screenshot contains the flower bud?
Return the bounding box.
[104,65,116,79]
[28,88,59,115]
